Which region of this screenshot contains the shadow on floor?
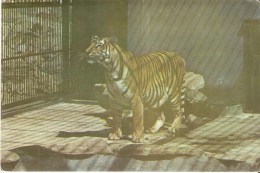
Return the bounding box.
[5,146,259,171]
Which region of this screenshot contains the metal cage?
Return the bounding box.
[1,0,71,108]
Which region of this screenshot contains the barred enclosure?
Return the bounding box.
[1,0,71,107]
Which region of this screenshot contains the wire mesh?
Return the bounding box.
[1,0,67,106]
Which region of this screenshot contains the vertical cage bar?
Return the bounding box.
[62,0,70,94]
[12,8,16,104]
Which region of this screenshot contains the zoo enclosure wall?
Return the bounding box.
[1,0,260,113]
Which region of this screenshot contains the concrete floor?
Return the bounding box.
[1,102,260,171]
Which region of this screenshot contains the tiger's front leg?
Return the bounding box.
[131,94,145,143]
[108,108,123,140]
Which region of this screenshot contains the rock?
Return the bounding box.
[185,114,204,128]
[187,114,198,123]
[175,124,189,136]
[184,72,205,90]
[220,105,244,117]
[1,150,20,171]
[185,89,207,103]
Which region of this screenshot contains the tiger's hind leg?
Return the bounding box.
[168,92,184,134]
[146,111,165,133]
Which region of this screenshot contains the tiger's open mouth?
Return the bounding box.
[87,54,97,64]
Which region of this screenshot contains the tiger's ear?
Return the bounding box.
[92,36,100,42]
[109,36,118,44]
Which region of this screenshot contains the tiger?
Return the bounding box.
[85,36,186,143]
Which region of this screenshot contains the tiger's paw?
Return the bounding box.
[132,130,145,143]
[168,127,177,135]
[146,117,165,134]
[108,129,122,140]
[132,134,145,143]
[145,127,159,134]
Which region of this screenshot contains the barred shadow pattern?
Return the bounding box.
[1,102,260,170]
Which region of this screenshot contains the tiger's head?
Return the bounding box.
[85,36,118,66]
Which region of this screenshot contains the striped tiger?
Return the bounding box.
[86,36,186,143]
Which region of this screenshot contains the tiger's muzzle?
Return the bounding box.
[85,44,98,64]
[86,53,97,64]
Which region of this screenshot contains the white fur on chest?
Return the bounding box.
[107,68,134,105]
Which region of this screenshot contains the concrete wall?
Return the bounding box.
[128,0,260,88]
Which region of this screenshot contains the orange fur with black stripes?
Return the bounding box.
[86,36,185,142]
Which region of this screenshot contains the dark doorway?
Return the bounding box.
[70,0,128,100]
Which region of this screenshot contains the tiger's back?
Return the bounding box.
[133,51,185,108]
